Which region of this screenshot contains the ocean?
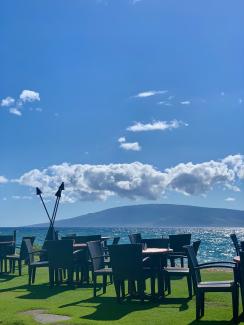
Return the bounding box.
[0,227,241,263]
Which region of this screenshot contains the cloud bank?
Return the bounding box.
[15,154,244,203]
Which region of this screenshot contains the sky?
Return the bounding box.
[0,0,244,226]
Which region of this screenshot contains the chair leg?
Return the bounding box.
[49,268,54,288]
[114,280,121,303]
[138,280,145,303]
[121,280,125,299]
[180,257,184,268]
[18,259,22,276]
[196,292,201,320]
[200,292,205,317]
[32,267,36,284]
[102,274,107,294]
[167,274,171,294]
[187,274,192,298]
[151,276,155,300]
[93,275,97,297]
[67,268,74,286]
[28,266,32,285]
[232,285,239,323]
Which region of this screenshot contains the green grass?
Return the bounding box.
[0,267,242,324]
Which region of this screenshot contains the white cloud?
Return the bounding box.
[221,92,225,96]
[0,176,8,184]
[225,197,236,202]
[180,100,191,105]
[15,154,244,203]
[127,120,188,132]
[120,142,141,151]
[157,101,172,106]
[1,96,15,107]
[9,107,22,116]
[118,137,126,143]
[19,90,40,103]
[12,195,32,200]
[134,90,168,98]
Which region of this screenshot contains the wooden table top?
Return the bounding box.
[142,248,172,255]
[233,256,240,263]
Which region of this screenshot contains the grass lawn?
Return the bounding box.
[0,267,242,325]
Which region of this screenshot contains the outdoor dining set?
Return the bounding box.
[0,231,244,322]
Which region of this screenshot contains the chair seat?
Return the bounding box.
[164,267,189,274]
[198,280,235,291]
[30,261,49,267]
[6,254,20,260]
[94,268,112,275]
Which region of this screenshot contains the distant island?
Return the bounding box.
[29,204,244,227]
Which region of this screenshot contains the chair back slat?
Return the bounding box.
[112,237,120,245]
[23,238,35,264]
[75,235,101,244]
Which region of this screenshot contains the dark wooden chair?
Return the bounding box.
[5,237,35,275]
[87,240,112,297]
[0,234,16,273]
[109,244,156,302]
[184,244,238,321]
[168,234,191,267]
[46,240,77,287]
[230,234,241,256]
[164,240,201,297]
[24,239,49,285]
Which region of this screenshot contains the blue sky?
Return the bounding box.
[0,0,244,226]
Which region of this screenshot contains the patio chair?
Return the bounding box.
[184,244,238,321]
[0,234,16,273]
[46,239,80,287]
[109,244,157,302]
[87,240,112,297]
[168,234,191,267]
[230,234,241,256]
[5,237,35,275]
[128,233,142,244]
[164,240,201,297]
[23,238,49,285]
[238,251,244,312]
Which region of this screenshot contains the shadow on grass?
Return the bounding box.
[0,282,99,299]
[0,274,16,283]
[59,296,191,321]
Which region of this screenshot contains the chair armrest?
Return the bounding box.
[195,264,236,270]
[198,261,236,266]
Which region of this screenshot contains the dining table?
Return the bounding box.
[142,247,173,298]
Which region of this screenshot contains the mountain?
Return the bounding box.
[30,204,244,227]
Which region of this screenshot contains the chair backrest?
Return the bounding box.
[19,237,35,260]
[128,233,142,244]
[184,245,201,290]
[74,235,101,244]
[87,240,105,271]
[192,240,201,255]
[109,244,144,281]
[112,237,120,245]
[169,234,191,253]
[143,238,169,248]
[23,238,35,264]
[46,240,74,269]
[230,234,240,256]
